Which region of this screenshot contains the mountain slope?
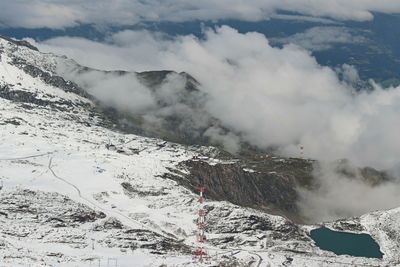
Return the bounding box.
[0,35,399,266]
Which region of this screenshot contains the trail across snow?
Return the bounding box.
[0,151,54,161]
[47,155,177,239]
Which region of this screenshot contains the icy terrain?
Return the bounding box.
[1,35,400,266]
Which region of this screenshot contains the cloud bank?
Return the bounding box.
[298,162,400,223]
[1,0,400,29]
[273,27,366,51]
[58,66,212,143]
[28,24,400,222]
[35,26,400,171]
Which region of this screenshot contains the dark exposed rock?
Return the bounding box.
[209,214,273,234]
[360,167,391,186]
[0,189,106,227]
[136,70,199,93]
[0,35,39,51]
[103,217,124,229]
[10,58,89,98]
[334,159,390,186]
[165,160,299,215]
[282,257,294,266]
[329,219,365,232]
[2,119,21,126]
[121,182,167,197]
[220,236,235,243]
[164,155,390,224]
[102,228,191,254]
[47,252,64,257]
[206,204,309,246]
[70,210,106,223]
[217,258,248,267]
[0,84,88,111]
[136,70,177,89]
[88,68,212,145]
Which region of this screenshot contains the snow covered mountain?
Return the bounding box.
[1,35,400,266]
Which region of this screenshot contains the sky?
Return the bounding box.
[1,0,400,29]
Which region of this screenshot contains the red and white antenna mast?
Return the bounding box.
[193,186,209,263]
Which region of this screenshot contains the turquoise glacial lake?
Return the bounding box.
[310,227,384,259]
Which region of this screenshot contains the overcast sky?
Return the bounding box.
[1,0,400,29]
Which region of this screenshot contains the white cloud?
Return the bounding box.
[1,0,400,29]
[66,70,158,113]
[273,27,366,51]
[0,1,83,29]
[298,162,400,222]
[34,26,400,172]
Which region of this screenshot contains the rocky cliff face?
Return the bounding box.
[164,155,390,224]
[167,160,299,217]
